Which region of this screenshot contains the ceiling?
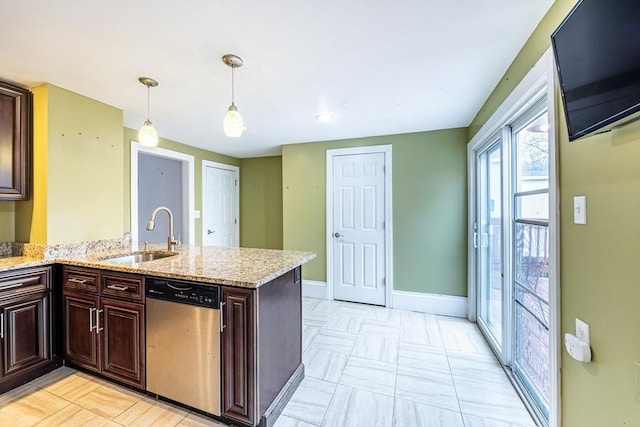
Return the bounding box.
[0,1,553,158]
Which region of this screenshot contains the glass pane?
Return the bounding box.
[478,143,502,345]
[515,193,549,222]
[513,105,551,425]
[515,223,550,303]
[515,297,550,416]
[515,112,549,193]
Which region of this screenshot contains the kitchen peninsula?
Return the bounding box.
[0,243,315,427]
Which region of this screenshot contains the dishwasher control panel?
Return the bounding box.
[146,277,220,309]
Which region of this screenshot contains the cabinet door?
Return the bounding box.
[100,298,144,389]
[0,80,31,200]
[222,287,255,425]
[0,291,51,378]
[63,291,100,373]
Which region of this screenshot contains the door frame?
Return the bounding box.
[131,143,195,247]
[467,49,560,427]
[201,160,240,246]
[326,145,393,307]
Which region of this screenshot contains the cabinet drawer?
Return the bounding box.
[101,273,144,302]
[63,267,99,293]
[0,266,51,296]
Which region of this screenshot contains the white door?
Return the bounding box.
[203,164,238,247]
[332,152,386,305]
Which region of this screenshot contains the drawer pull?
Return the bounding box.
[107,284,129,291]
[1,313,4,339]
[89,308,96,331]
[96,309,104,334]
[68,278,88,285]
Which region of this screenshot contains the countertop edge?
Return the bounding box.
[1,248,316,289]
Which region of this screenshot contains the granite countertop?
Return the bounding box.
[56,244,316,288]
[0,256,54,272]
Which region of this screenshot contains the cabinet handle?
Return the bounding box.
[0,313,3,339]
[95,309,103,334]
[107,284,129,291]
[68,278,88,285]
[89,308,96,331]
[220,302,226,333]
[96,309,104,334]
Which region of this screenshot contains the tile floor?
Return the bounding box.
[0,298,537,427]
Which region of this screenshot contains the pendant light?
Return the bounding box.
[222,54,246,138]
[138,77,159,147]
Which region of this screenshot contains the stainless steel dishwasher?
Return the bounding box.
[146,277,221,416]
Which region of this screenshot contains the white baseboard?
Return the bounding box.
[302,281,467,318]
[302,280,330,300]
[392,290,467,318]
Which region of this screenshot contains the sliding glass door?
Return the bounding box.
[477,139,504,349]
[512,108,551,420]
[473,99,552,425]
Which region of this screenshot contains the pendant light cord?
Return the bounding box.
[231,65,235,105]
[146,84,151,121]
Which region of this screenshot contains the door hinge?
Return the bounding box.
[235,218,237,225]
[473,232,478,248]
[235,179,238,186]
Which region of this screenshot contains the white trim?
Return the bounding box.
[201,160,240,246]
[130,142,195,247]
[326,145,393,307]
[392,290,467,318]
[302,280,330,300]
[548,51,561,427]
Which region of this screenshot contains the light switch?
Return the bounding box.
[573,196,587,224]
[193,210,201,219]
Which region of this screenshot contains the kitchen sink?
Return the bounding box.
[102,251,178,264]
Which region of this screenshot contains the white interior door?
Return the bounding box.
[202,163,238,247]
[332,152,386,305]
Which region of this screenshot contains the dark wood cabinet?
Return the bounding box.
[221,267,304,427]
[62,267,145,389]
[222,287,255,424]
[0,266,57,393]
[101,298,144,387]
[0,80,32,200]
[62,290,100,372]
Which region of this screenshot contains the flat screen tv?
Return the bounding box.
[551,0,640,141]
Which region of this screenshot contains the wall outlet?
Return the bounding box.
[635,361,640,402]
[575,318,590,344]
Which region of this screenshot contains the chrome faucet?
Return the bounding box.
[146,206,178,252]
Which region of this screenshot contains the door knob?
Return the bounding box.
[207,229,215,235]
[334,232,343,238]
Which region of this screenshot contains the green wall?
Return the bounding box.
[239,156,283,249]
[282,129,468,296]
[122,127,240,246]
[469,0,640,424]
[0,202,15,241]
[15,84,124,244]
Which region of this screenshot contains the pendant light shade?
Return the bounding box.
[139,120,159,147]
[222,54,246,138]
[223,103,245,138]
[138,77,159,147]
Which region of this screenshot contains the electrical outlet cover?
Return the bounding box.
[576,318,590,345]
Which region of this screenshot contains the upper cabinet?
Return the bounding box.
[0,80,32,201]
